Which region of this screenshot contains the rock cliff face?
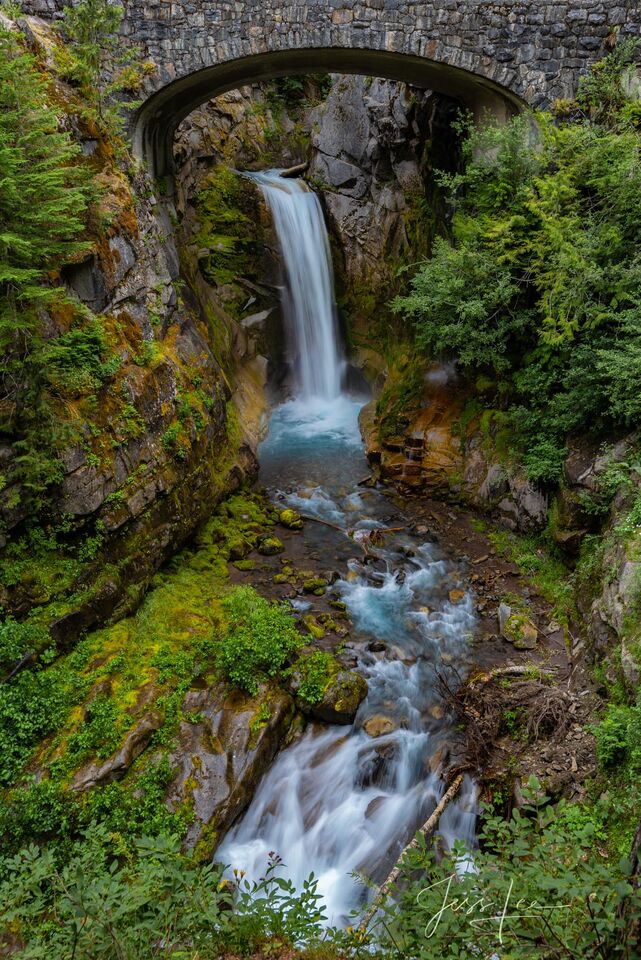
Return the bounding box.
[309,76,457,290]
[1,23,285,640]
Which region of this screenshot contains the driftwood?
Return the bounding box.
[364,773,465,926]
[299,515,405,551]
[279,162,309,178]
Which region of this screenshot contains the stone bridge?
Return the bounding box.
[21,0,639,174]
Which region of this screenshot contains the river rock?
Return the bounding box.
[300,670,368,725]
[448,589,466,604]
[302,577,327,594]
[499,604,538,650]
[257,536,284,556]
[279,508,304,530]
[363,714,398,738]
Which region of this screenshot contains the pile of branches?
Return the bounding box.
[436,665,578,769]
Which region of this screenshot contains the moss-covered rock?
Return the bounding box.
[279,508,304,530]
[302,577,327,595]
[302,670,368,725]
[257,536,284,556]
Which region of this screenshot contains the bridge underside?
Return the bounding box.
[134,47,521,177]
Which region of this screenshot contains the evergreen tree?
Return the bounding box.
[0,26,93,491]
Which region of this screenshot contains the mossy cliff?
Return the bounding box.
[0,17,285,647]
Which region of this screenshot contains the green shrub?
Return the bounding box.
[392,44,641,484]
[378,778,641,959]
[595,702,641,770]
[0,619,49,674]
[0,824,327,958]
[217,587,303,696]
[295,650,336,705]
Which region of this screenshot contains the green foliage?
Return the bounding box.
[217,587,304,696]
[0,824,328,959]
[295,650,336,705]
[376,778,641,959]
[0,26,108,507]
[394,237,526,371]
[0,654,88,785]
[39,317,121,397]
[393,45,641,484]
[0,619,49,674]
[595,701,641,770]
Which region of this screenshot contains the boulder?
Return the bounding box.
[257,536,284,556]
[166,683,294,856]
[363,714,398,738]
[300,670,368,725]
[279,508,304,530]
[499,604,538,650]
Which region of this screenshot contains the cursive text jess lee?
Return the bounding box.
[417,875,572,944]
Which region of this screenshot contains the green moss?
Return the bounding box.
[375,351,427,442]
[302,578,327,595]
[195,166,259,288]
[488,527,575,628]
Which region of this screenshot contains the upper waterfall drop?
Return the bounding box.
[251,171,344,401]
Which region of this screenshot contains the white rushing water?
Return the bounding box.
[251,171,344,400]
[218,178,477,925]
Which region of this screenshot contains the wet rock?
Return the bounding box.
[448,589,465,604]
[300,670,368,725]
[257,536,284,556]
[228,538,253,561]
[71,710,163,792]
[167,683,294,856]
[356,741,398,789]
[368,640,386,653]
[279,508,304,530]
[363,714,398,738]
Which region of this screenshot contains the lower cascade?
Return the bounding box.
[218,175,477,923]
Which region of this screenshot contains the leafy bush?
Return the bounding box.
[392,45,641,484]
[377,779,641,959]
[295,650,336,705]
[0,824,327,958]
[0,619,49,674]
[595,702,641,770]
[217,587,303,696]
[40,318,121,397]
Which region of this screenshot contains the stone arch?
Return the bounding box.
[134,46,524,176]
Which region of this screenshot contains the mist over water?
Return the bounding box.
[218,176,476,924]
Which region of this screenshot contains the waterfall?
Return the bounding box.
[217,170,477,927]
[251,171,343,401]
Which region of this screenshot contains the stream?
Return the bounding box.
[218,173,477,924]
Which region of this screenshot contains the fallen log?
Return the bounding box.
[279,162,308,179]
[363,772,465,926]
